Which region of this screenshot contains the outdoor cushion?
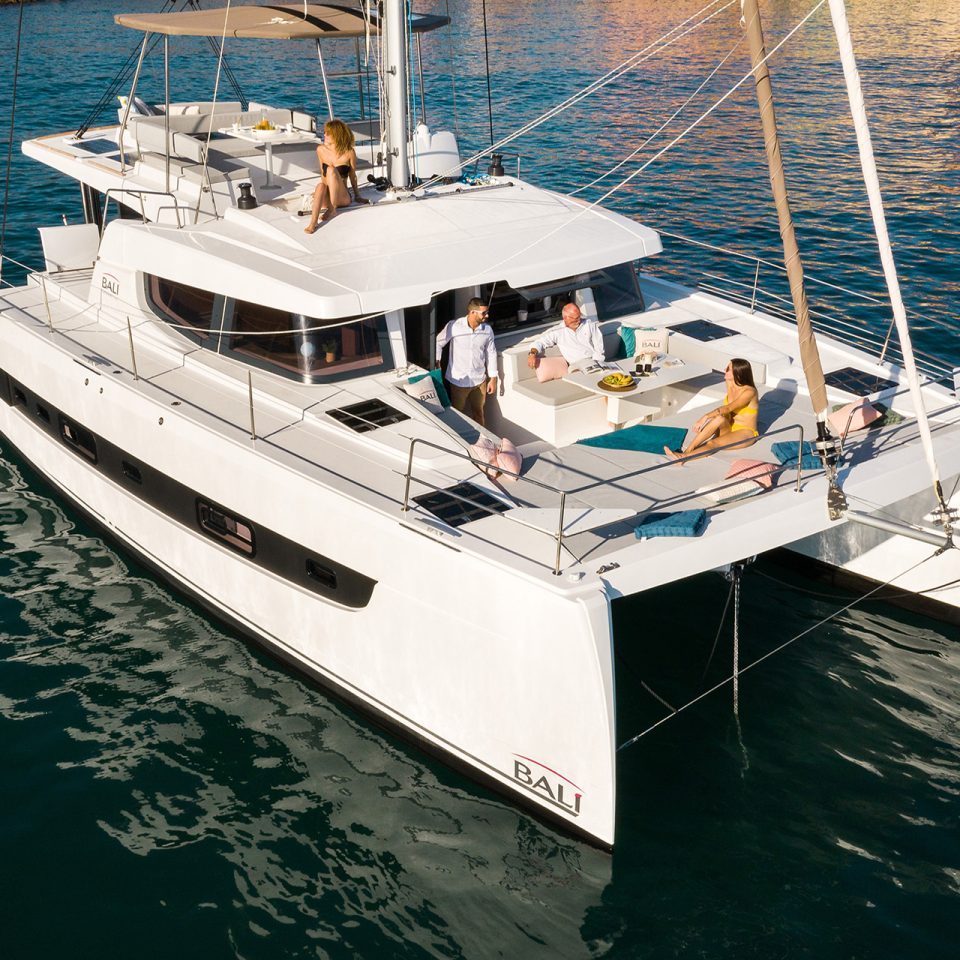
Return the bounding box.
[496,437,522,479]
[469,437,498,476]
[828,399,881,437]
[696,479,765,504]
[535,356,569,383]
[404,376,444,408]
[579,423,687,454]
[615,325,636,360]
[635,508,707,540]
[725,458,779,489]
[772,440,820,470]
[408,368,451,407]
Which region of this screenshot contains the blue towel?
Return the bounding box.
[635,509,707,540]
[408,368,451,408]
[578,424,688,454]
[772,440,820,471]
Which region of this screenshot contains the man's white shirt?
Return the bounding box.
[533,320,605,364]
[436,316,498,388]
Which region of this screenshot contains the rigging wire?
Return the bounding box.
[190,0,248,110]
[443,0,462,146]
[570,33,746,197]
[651,226,959,334]
[74,0,180,139]
[616,547,939,753]
[477,0,827,282]
[751,565,960,603]
[480,0,494,150]
[0,0,26,284]
[420,0,737,189]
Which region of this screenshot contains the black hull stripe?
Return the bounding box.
[0,368,376,608]
[0,424,611,853]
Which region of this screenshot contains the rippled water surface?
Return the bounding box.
[1,1,959,957]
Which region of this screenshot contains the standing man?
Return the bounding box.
[436,297,499,425]
[526,303,604,369]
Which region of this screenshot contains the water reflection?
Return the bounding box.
[0,453,609,956]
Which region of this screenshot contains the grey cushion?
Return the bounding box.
[512,379,594,407]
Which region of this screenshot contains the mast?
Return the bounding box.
[740,0,846,518]
[382,0,411,188]
[739,0,828,419]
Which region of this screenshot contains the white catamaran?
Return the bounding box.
[1,1,957,847]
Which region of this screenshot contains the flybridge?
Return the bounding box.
[94,181,663,319]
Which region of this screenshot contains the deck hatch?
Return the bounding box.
[824,367,899,396]
[326,399,409,433]
[413,483,510,528]
[668,319,739,341]
[78,138,121,157]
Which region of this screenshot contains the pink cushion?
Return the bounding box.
[496,437,522,480]
[535,356,569,383]
[469,437,498,477]
[725,458,779,489]
[828,399,881,438]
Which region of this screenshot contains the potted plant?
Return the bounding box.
[321,339,337,363]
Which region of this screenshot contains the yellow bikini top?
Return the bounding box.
[725,389,758,416]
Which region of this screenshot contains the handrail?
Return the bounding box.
[400,436,572,576]
[400,421,817,575]
[697,277,956,382]
[101,188,186,231]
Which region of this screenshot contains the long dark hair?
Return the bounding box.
[729,357,756,388]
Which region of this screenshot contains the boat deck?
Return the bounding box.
[5,268,958,602]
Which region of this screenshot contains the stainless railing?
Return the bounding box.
[654,228,960,384]
[400,422,810,576]
[102,188,187,231]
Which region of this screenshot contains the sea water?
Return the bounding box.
[1,1,959,957]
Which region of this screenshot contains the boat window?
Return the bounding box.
[590,263,645,320]
[122,460,143,485]
[196,500,255,556]
[480,280,574,334]
[223,300,387,383]
[147,275,218,339]
[480,263,644,332]
[59,415,98,464]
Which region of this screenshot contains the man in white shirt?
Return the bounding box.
[526,304,604,369]
[435,298,499,425]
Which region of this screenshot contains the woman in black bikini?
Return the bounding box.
[303,119,368,234]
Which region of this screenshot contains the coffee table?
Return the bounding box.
[562,356,711,428]
[218,125,318,189]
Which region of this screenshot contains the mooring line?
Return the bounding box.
[616,549,940,752]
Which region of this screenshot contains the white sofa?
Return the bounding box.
[499,320,672,446]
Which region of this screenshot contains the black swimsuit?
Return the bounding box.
[322,162,351,179]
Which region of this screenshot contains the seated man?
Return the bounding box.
[526,304,604,370]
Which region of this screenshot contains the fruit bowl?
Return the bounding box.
[598,372,636,392]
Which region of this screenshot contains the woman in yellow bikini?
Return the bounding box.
[665,358,759,461]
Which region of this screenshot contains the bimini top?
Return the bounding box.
[115,3,449,39]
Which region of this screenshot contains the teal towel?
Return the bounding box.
[616,325,636,360]
[772,440,820,470]
[578,424,687,454]
[635,509,707,539]
[408,368,451,408]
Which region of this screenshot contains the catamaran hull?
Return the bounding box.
[785,480,960,623]
[0,366,618,848]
